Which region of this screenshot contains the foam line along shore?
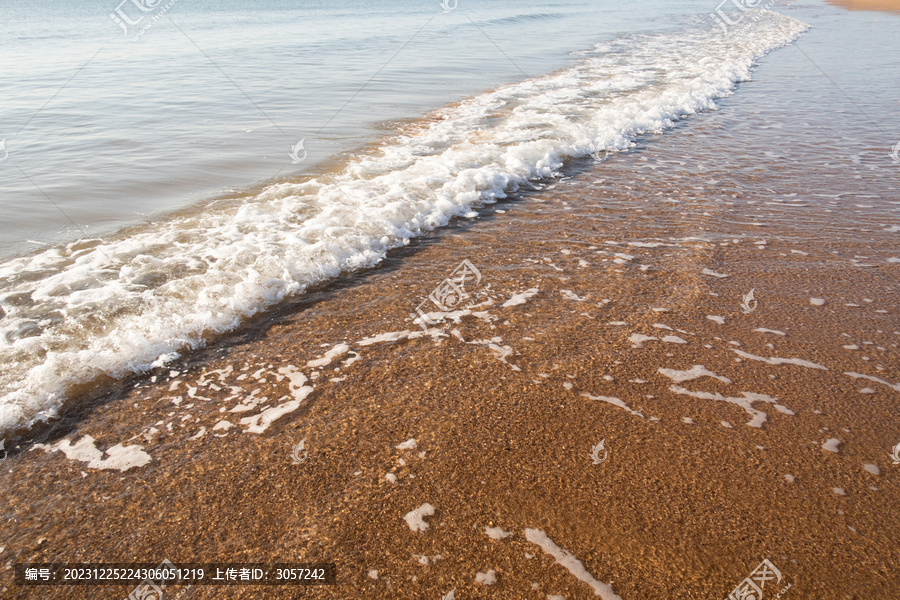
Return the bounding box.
[0,11,809,438]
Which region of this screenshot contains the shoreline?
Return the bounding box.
[2,7,899,597]
[2,142,897,597]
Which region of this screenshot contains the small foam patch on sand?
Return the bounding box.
[51,435,151,471]
[668,386,791,428]
[582,393,644,418]
[628,333,657,348]
[701,268,729,278]
[524,528,622,600]
[306,344,350,368]
[502,288,540,308]
[731,349,827,370]
[404,503,435,533]
[467,338,521,371]
[658,365,731,384]
[822,438,841,453]
[277,366,313,400]
[560,290,588,301]
[475,570,497,585]
[358,331,412,346]
[485,526,514,540]
[844,372,900,392]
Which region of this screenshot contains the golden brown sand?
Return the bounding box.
[1,146,898,599]
[3,72,900,599]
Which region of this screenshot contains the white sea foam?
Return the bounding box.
[46,435,151,471]
[357,331,412,347]
[239,396,308,434]
[0,12,810,436]
[502,288,540,308]
[822,438,841,453]
[668,386,790,428]
[278,366,313,401]
[658,365,731,384]
[582,393,644,418]
[306,344,350,368]
[524,528,622,600]
[396,438,418,450]
[844,372,900,392]
[731,349,827,370]
[628,334,658,348]
[701,268,730,278]
[403,503,435,533]
[475,570,497,586]
[560,290,588,302]
[863,464,880,476]
[485,526,514,540]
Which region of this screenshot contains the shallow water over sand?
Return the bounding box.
[2,7,840,437]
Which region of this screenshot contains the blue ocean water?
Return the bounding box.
[1,0,690,255]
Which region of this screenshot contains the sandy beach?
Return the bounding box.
[1,2,898,599]
[3,112,898,599]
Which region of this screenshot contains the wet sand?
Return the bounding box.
[2,142,898,599]
[2,38,900,600]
